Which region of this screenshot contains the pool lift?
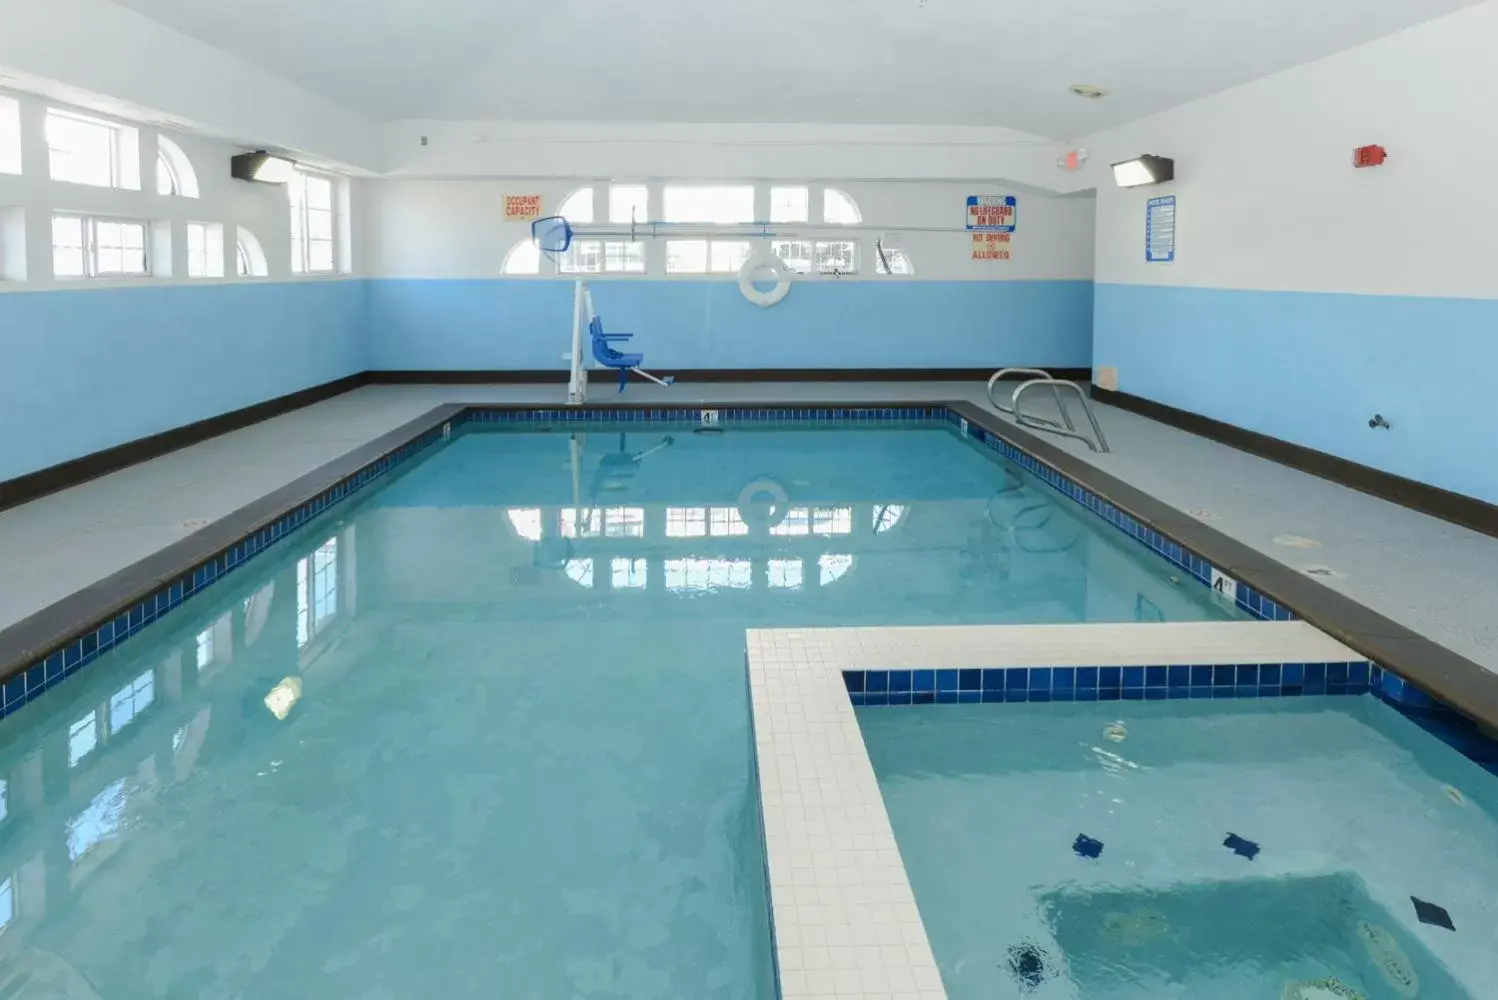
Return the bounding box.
[986,368,1111,453]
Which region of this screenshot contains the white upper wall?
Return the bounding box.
[382,121,1067,188]
[1080,0,1498,300]
[0,0,380,172]
[0,88,361,289]
[368,178,1096,282]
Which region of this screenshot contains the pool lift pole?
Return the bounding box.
[567,279,589,405]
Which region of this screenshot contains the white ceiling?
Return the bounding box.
[111,0,1478,137]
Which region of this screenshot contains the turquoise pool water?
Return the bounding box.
[0,424,1242,997]
[860,698,1498,999]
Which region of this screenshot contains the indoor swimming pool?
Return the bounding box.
[0,419,1245,998]
[859,697,1496,999]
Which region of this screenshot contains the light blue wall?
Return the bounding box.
[1095,283,1498,505]
[366,279,1094,372]
[0,281,363,482]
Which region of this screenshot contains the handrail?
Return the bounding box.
[1012,379,1111,453]
[986,368,1075,433]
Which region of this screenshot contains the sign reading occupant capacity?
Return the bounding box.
[1146,195,1176,262]
[971,232,1013,261]
[504,194,544,221]
[966,195,1017,232]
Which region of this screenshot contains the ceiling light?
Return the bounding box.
[1069,84,1107,99]
[231,150,297,184]
[1111,154,1175,188]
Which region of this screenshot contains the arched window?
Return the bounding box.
[874,245,914,276]
[556,187,594,224]
[235,226,268,277]
[502,240,542,275]
[155,135,199,198]
[822,188,861,224]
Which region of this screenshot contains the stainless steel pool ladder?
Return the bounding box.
[986,368,1111,453]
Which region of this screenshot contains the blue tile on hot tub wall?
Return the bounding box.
[913,691,936,705]
[913,670,935,694]
[865,672,889,693]
[1029,668,1051,692]
[1213,665,1236,687]
[958,692,981,704]
[937,669,959,693]
[1006,669,1029,691]
[1121,667,1144,689]
[1190,686,1214,700]
[960,668,982,691]
[1051,667,1075,692]
[1282,663,1304,685]
[1191,665,1213,687]
[936,690,959,704]
[1260,664,1282,686]
[1099,666,1121,689]
[1168,665,1191,689]
[983,669,1007,692]
[1076,667,1099,689]
[843,672,865,694]
[1237,665,1259,686]
[889,671,912,693]
[1145,666,1167,688]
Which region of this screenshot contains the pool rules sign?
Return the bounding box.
[967,195,1017,262]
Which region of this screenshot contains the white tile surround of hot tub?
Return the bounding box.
[744,620,1363,1000]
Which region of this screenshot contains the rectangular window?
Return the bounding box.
[668,240,752,274]
[603,240,645,273]
[709,241,751,274]
[187,222,224,278]
[771,240,813,275]
[289,170,336,274]
[609,184,649,224]
[663,185,754,224]
[559,239,603,274]
[770,186,808,223]
[53,215,148,278]
[665,507,707,537]
[815,240,857,275]
[0,96,19,175]
[666,240,708,275]
[46,110,139,189]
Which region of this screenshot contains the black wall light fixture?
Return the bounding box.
[1112,154,1175,188]
[231,150,297,184]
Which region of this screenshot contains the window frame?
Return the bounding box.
[186,222,224,278]
[52,213,150,279]
[289,169,337,275]
[45,109,138,190]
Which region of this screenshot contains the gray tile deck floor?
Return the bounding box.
[2,379,1496,677]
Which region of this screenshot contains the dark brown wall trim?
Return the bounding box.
[369,367,1092,385]
[0,373,371,515]
[0,368,1088,517]
[1091,386,1498,541]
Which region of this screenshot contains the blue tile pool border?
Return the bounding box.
[845,661,1380,706]
[1,398,1493,778]
[0,405,466,720]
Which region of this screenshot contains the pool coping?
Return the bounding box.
[946,400,1498,732]
[1,396,1494,733]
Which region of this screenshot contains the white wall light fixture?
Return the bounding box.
[231,150,297,184]
[1112,154,1174,188]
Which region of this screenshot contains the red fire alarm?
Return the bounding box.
[1353,145,1388,168]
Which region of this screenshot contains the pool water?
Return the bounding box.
[859,698,1498,999]
[0,424,1241,998]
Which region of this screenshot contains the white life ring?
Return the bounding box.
[738,477,790,529]
[738,251,791,308]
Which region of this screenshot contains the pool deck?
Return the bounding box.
[0,380,1491,684]
[746,621,1365,999]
